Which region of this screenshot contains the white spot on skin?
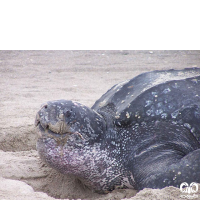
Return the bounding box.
[161,113,168,119]
[155,109,163,115]
[99,100,108,108]
[115,115,120,119]
[191,127,195,133]
[171,110,179,118]
[145,100,153,107]
[135,112,139,118]
[172,83,178,89]
[146,110,152,116]
[146,106,155,116]
[162,88,171,94]
[141,122,146,126]
[45,116,48,121]
[184,123,191,129]
[117,122,121,126]
[126,112,130,118]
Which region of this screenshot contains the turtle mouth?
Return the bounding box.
[34,100,87,142]
[35,118,84,141]
[35,121,64,138]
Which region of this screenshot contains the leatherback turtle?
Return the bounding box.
[35,68,200,193]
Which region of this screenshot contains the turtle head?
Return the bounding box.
[35,99,106,142]
[35,100,115,191]
[35,100,129,193]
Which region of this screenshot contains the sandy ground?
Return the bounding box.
[0,50,200,200]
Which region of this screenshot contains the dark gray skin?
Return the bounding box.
[35,68,200,193]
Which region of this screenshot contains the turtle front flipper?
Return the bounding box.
[127,121,200,190]
[134,149,200,190]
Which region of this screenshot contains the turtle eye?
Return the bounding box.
[65,110,71,118]
[40,103,48,109]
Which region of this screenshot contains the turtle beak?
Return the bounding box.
[35,113,40,127]
[35,103,48,127]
